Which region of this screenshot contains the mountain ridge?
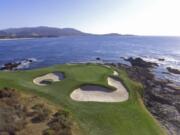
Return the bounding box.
[0,26,89,39]
[0,26,122,39]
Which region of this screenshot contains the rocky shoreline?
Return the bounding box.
[106,57,180,135]
[0,58,36,70]
[1,57,179,134]
[167,67,180,75]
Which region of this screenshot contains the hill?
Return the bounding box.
[0,26,88,39]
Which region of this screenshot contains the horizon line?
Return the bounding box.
[0,25,180,37]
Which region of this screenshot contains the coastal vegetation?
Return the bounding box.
[0,88,74,135]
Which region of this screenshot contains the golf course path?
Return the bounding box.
[33,72,64,86]
[70,73,129,102]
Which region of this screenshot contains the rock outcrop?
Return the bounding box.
[123,57,158,68]
[106,58,180,135]
[158,58,165,61]
[167,67,180,74]
[0,59,34,70]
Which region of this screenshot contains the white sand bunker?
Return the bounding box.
[113,70,119,76]
[33,72,64,86]
[70,75,129,102]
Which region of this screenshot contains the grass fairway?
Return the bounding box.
[0,64,167,135]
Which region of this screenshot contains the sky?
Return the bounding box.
[0,0,180,36]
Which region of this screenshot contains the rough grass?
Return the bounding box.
[0,64,167,135]
[0,88,75,135]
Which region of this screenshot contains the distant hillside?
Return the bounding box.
[0,26,88,39]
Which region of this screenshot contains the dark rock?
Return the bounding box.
[0,62,21,70]
[175,103,180,113]
[28,59,33,62]
[162,72,170,75]
[96,57,101,60]
[0,59,34,71]
[158,58,165,61]
[123,57,158,68]
[166,83,180,91]
[143,83,180,135]
[107,62,180,135]
[167,67,180,74]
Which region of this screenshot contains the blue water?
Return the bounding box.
[0,35,180,84]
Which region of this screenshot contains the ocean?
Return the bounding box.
[0,35,180,84]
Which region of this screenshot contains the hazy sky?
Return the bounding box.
[0,0,180,35]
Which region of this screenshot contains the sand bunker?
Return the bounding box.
[113,70,119,76]
[70,75,129,102]
[33,72,64,86]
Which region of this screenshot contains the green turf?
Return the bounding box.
[0,64,167,135]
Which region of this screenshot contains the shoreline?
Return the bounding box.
[0,63,167,135]
[0,57,179,85]
[105,61,179,135]
[0,37,35,41]
[0,62,179,134]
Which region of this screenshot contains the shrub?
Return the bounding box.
[45,110,72,135]
[31,104,51,123]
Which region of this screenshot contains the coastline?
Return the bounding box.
[0,37,34,41]
[0,63,167,135]
[0,57,179,134]
[105,60,179,135]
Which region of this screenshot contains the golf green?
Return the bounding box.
[0,64,167,135]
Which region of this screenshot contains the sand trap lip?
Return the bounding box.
[70,73,129,102]
[33,72,64,86]
[113,70,119,76]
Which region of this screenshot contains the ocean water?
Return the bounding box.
[0,35,180,84]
